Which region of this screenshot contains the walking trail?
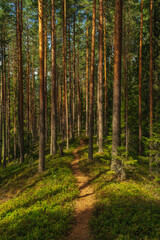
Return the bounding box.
[67,140,95,240]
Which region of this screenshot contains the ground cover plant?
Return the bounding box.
[0,141,80,240]
[78,137,160,240]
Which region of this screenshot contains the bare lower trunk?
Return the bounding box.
[88,0,96,161]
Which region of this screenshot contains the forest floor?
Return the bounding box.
[66,139,95,240]
[1,137,160,240]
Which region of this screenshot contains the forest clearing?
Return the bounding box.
[0,0,160,239]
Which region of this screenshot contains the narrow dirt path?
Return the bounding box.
[67,140,95,240]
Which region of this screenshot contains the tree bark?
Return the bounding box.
[111,0,125,179]
[104,5,107,136]
[98,0,103,153]
[88,0,96,161]
[38,0,45,173]
[17,0,24,163]
[86,24,89,137]
[139,0,143,156]
[149,0,153,173]
[44,9,48,142]
[50,0,57,155]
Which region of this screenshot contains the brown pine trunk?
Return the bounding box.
[98,0,103,152]
[139,0,143,156]
[50,0,57,155]
[111,0,125,179]
[72,3,76,139]
[149,0,153,172]
[88,0,96,161]
[86,25,89,136]
[103,5,107,136]
[13,45,17,160]
[7,53,11,162]
[77,50,81,136]
[44,10,48,142]
[3,43,6,168]
[38,0,45,173]
[69,23,73,139]
[0,73,2,166]
[17,0,24,163]
[31,57,37,142]
[26,18,30,144]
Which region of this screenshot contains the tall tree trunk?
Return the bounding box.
[63,0,69,149]
[104,5,107,136]
[44,9,48,142]
[98,0,103,152]
[139,0,143,156]
[72,3,76,139]
[7,52,11,162]
[86,24,89,136]
[149,0,153,172]
[88,0,96,161]
[69,23,73,139]
[111,0,125,179]
[13,45,17,161]
[50,0,57,155]
[31,57,37,142]
[3,43,6,168]
[0,73,2,166]
[77,50,81,136]
[17,0,24,163]
[26,18,30,145]
[38,0,45,173]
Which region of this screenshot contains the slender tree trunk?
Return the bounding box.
[86,25,89,136]
[69,24,73,139]
[13,46,17,161]
[26,18,30,145]
[0,73,2,166]
[63,0,69,149]
[50,0,57,155]
[111,0,125,179]
[72,3,76,139]
[3,44,6,168]
[38,0,45,173]
[17,0,24,163]
[7,53,11,162]
[88,0,96,161]
[103,5,107,136]
[77,50,81,136]
[139,0,143,156]
[149,0,153,173]
[31,57,37,142]
[98,0,103,152]
[44,9,48,142]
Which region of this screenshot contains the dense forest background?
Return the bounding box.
[0,0,160,239]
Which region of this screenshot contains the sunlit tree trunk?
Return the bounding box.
[38,0,45,173]
[98,0,103,152]
[86,24,89,137]
[50,0,57,155]
[77,50,81,136]
[88,0,96,161]
[7,52,11,162]
[72,3,76,139]
[26,18,30,145]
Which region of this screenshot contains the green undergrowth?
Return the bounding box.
[0,140,80,240]
[78,137,160,240]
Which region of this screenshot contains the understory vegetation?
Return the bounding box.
[78,137,160,240]
[0,141,79,240]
